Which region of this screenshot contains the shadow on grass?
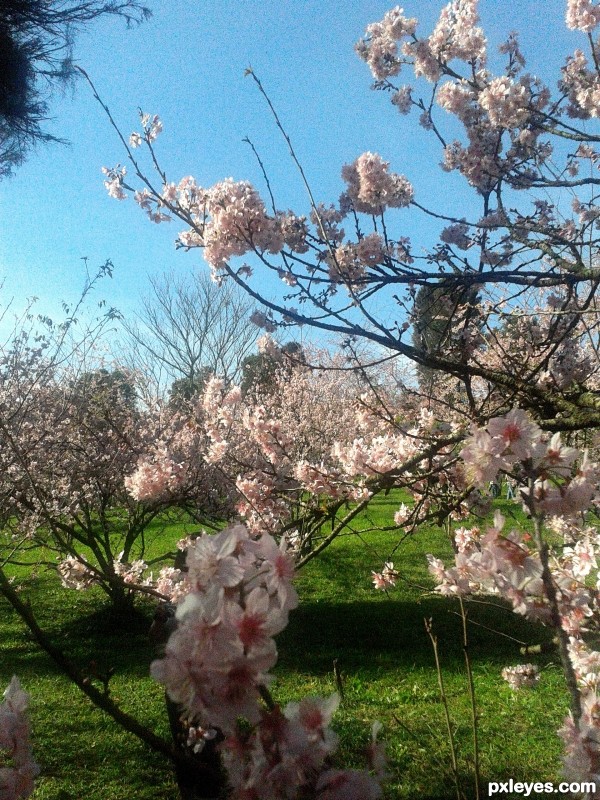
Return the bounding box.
[277,595,556,676]
[0,594,157,680]
[3,586,557,684]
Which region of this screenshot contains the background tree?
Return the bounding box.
[240,340,303,395]
[71,367,138,410]
[412,284,478,381]
[168,367,213,408]
[121,270,258,398]
[0,281,236,612]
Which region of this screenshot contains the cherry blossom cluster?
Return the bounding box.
[124,446,186,501]
[560,637,600,784]
[106,169,287,278]
[57,555,97,590]
[355,0,600,206]
[467,293,600,406]
[428,511,561,626]
[567,0,600,32]
[0,677,38,800]
[428,411,599,624]
[201,179,284,272]
[354,6,418,81]
[223,694,382,800]
[459,409,598,519]
[151,523,296,729]
[340,152,413,214]
[371,561,399,590]
[119,391,237,516]
[129,111,163,147]
[356,0,486,85]
[101,165,127,200]
[333,429,420,478]
[562,47,600,119]
[112,551,149,586]
[151,523,384,799]
[220,697,384,800]
[510,295,583,378]
[478,76,531,130]
[328,235,397,288]
[102,155,418,291]
[57,551,161,593]
[501,664,541,690]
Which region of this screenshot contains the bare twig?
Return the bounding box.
[424,617,464,800]
[458,597,480,800]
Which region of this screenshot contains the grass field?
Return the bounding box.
[0,497,571,799]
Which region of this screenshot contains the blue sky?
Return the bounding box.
[0,0,579,337]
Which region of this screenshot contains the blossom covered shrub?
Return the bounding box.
[0,338,235,609]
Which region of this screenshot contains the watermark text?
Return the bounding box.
[488,779,596,797]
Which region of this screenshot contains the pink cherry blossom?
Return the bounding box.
[224,587,287,652]
[341,152,414,215]
[501,664,540,690]
[101,165,127,200]
[355,7,418,81]
[186,527,246,592]
[371,562,398,590]
[0,678,39,800]
[566,0,600,32]
[487,408,542,461]
[57,555,97,590]
[479,76,531,129]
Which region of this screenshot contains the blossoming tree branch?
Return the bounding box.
[100,0,600,434]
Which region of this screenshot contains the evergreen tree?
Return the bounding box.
[0,0,150,176]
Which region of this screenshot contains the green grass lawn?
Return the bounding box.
[0,497,570,799]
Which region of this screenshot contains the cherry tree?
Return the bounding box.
[428,409,600,791]
[0,290,236,612]
[120,270,258,399]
